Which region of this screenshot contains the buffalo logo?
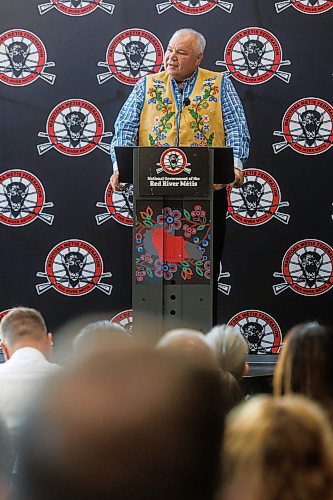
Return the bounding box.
[273,98,333,155]
[218,262,231,295]
[0,29,55,86]
[156,0,233,15]
[273,239,333,296]
[156,148,191,175]
[275,0,333,14]
[111,309,133,334]
[96,182,133,226]
[37,99,112,156]
[36,239,113,296]
[0,170,54,226]
[227,169,290,226]
[97,29,164,86]
[228,310,282,354]
[38,0,115,16]
[216,28,291,84]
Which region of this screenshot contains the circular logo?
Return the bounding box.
[0,170,46,226]
[282,97,333,155]
[104,183,133,226]
[228,310,282,354]
[0,29,47,86]
[227,169,284,226]
[44,240,105,296]
[111,309,133,334]
[158,148,190,175]
[161,0,229,14]
[277,0,333,14]
[106,29,164,85]
[224,27,285,85]
[281,239,333,296]
[46,99,105,156]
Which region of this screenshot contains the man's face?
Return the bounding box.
[164,33,203,82]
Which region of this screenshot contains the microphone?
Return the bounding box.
[183,97,191,107]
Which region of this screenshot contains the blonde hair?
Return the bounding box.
[205,324,248,380]
[222,395,333,500]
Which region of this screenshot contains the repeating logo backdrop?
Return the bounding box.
[1,1,332,353]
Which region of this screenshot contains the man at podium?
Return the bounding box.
[109,28,250,322]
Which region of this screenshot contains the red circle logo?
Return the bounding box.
[228,309,282,354]
[44,99,105,156]
[223,27,286,85]
[227,169,288,226]
[111,309,133,334]
[104,183,133,226]
[0,29,48,86]
[157,0,233,15]
[278,239,333,296]
[275,0,333,14]
[158,148,190,175]
[105,29,164,86]
[0,170,47,226]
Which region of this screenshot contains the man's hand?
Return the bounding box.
[230,168,244,188]
[110,171,122,191]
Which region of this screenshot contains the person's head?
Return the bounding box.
[273,322,333,403]
[0,307,52,360]
[17,348,224,500]
[222,394,333,500]
[205,324,249,380]
[156,328,216,366]
[73,320,131,359]
[164,28,205,83]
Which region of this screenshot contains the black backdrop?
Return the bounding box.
[1,0,332,354]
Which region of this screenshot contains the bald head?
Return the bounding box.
[157,328,216,366]
[18,349,223,500]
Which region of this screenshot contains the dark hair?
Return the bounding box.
[273,322,333,422]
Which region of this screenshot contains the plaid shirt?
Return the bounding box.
[110,69,250,172]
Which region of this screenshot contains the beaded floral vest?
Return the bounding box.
[138,68,225,147]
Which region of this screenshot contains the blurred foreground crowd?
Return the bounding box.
[1,307,333,500]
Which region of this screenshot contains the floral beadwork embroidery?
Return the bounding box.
[147,79,175,146]
[189,76,219,147]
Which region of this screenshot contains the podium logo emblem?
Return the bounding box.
[273,239,333,296]
[228,310,282,354]
[37,99,112,156]
[156,148,191,175]
[273,98,333,155]
[0,170,54,226]
[156,0,233,15]
[275,0,333,14]
[216,27,291,85]
[0,29,55,86]
[36,239,113,296]
[226,169,289,226]
[97,29,164,86]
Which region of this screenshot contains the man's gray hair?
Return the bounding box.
[171,28,206,55]
[205,324,248,380]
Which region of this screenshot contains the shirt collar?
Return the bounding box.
[9,347,47,363]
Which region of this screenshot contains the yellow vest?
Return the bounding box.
[138,68,225,148]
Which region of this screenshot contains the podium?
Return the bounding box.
[117,146,234,335]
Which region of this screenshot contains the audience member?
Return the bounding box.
[17,348,224,500]
[205,324,248,414]
[0,307,60,441]
[221,394,333,500]
[205,324,249,380]
[73,319,132,359]
[156,328,216,367]
[273,322,333,425]
[0,418,11,500]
